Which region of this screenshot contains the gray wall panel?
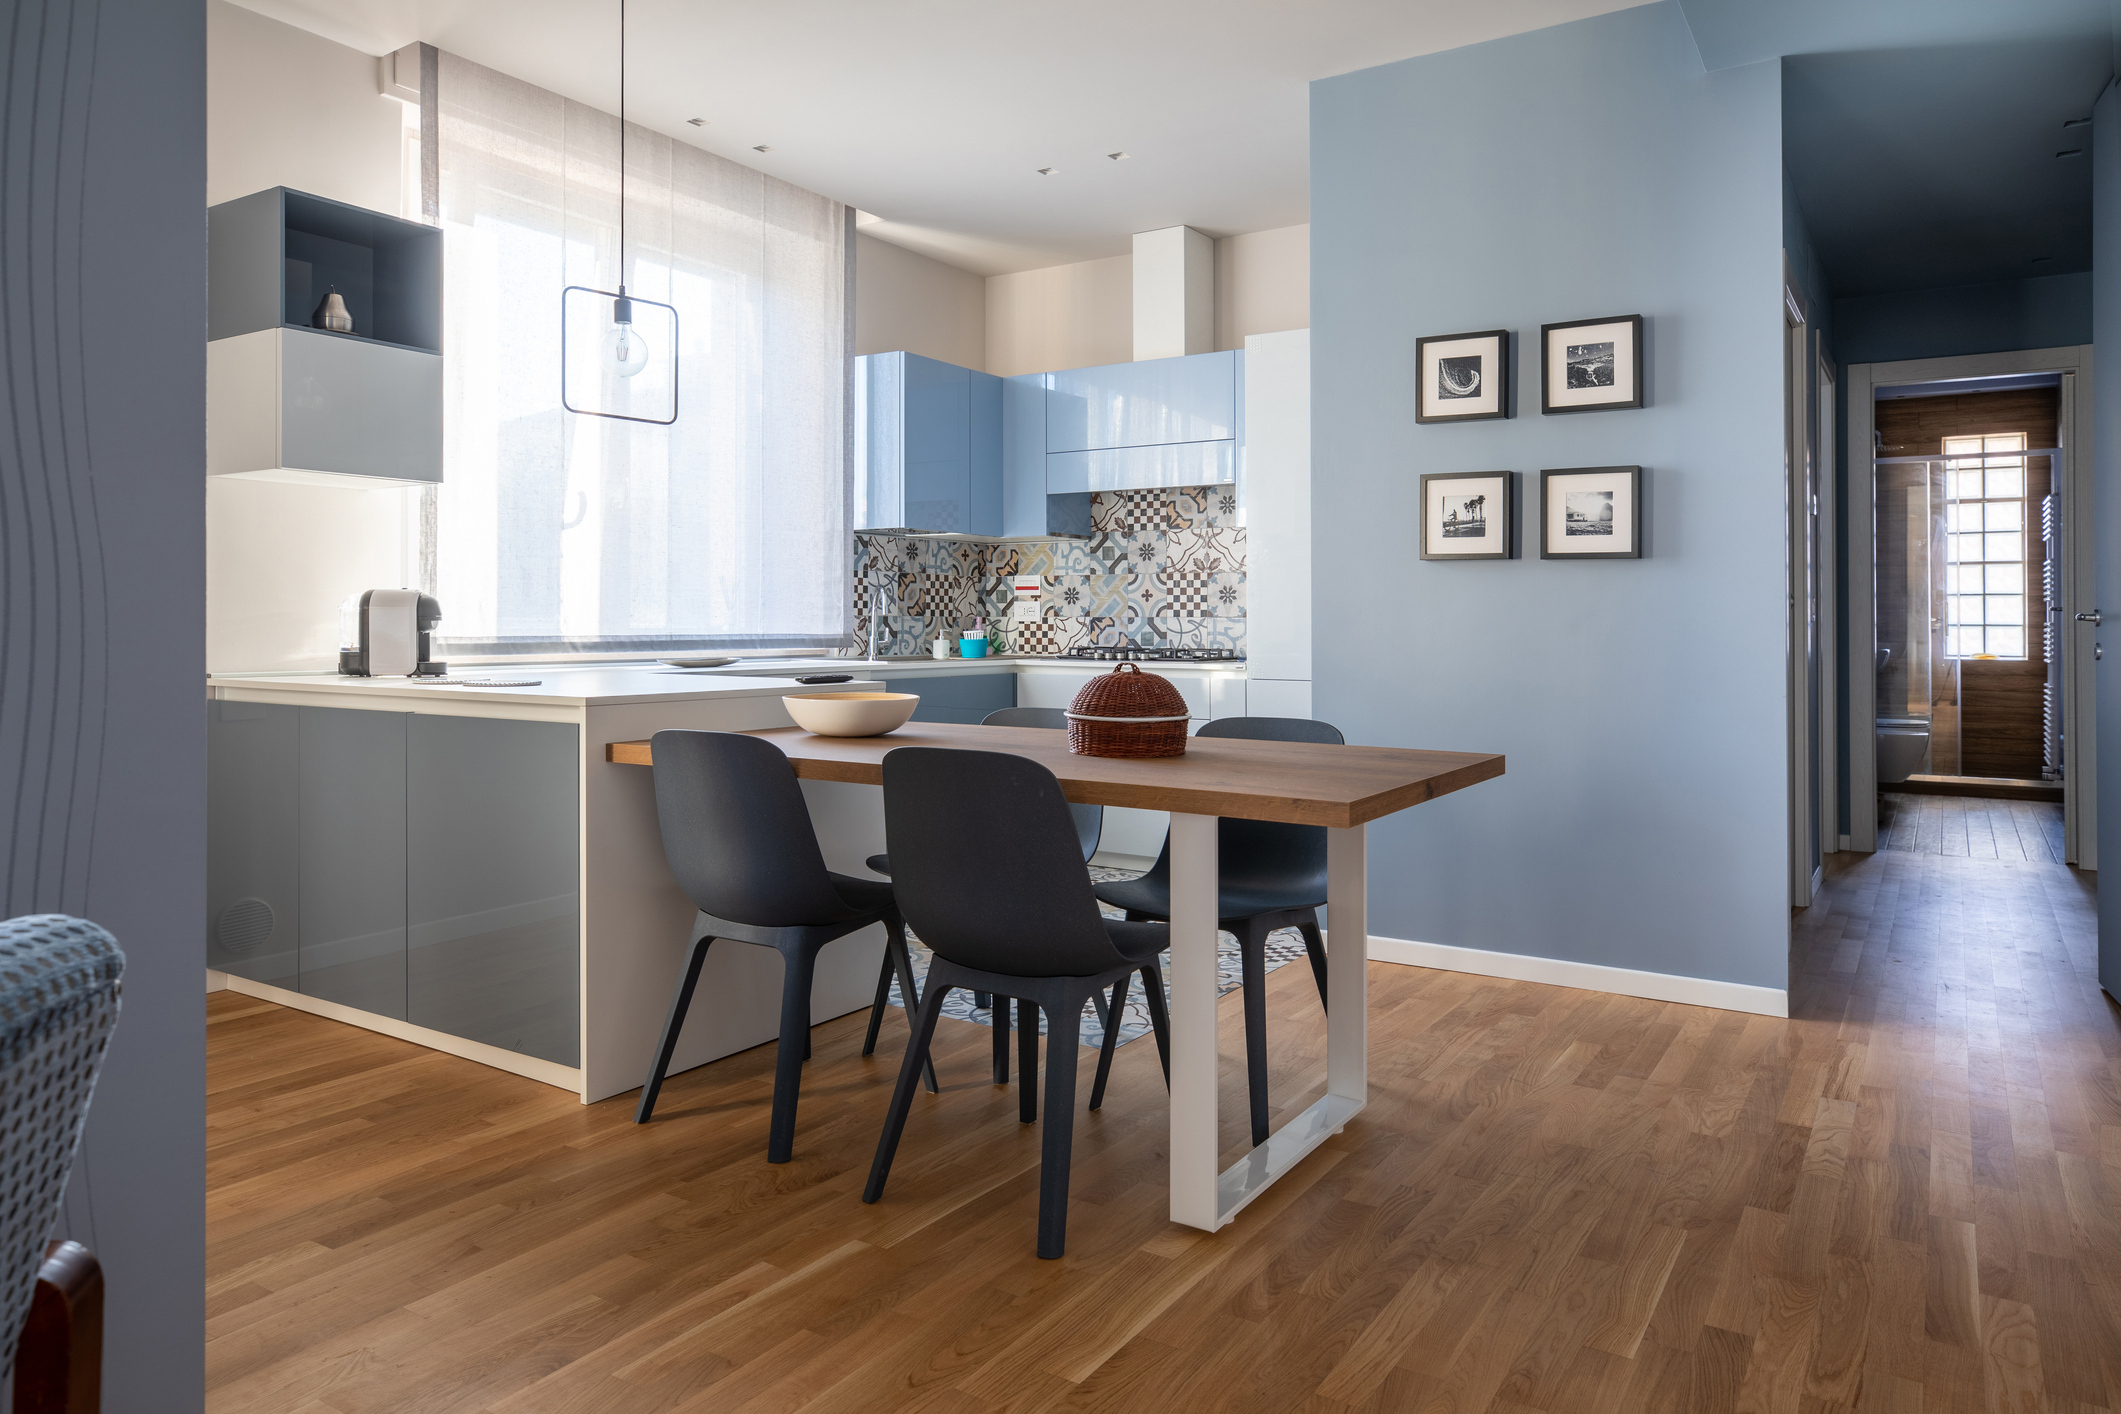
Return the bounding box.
[0,0,208,1406]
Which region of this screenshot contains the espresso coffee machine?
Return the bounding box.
[338,589,447,677]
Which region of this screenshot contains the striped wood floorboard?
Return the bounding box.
[205,848,2121,1412]
[1878,790,2065,863]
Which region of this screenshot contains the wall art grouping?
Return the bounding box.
[1413,314,1645,420]
[848,484,1246,657]
[1419,467,1645,560]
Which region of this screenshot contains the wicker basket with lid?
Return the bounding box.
[1066,663,1189,758]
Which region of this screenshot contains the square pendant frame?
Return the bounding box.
[561,284,679,426]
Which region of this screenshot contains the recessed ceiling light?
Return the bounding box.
[2062,116,2090,128]
[1107,152,1129,161]
[754,145,772,153]
[2057,148,2084,158]
[1036,166,1056,176]
[687,117,707,127]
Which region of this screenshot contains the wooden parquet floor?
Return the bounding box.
[205,849,2121,1413]
[1878,792,2066,863]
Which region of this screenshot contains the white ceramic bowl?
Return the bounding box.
[783,692,919,737]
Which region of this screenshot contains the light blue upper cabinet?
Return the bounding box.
[855,351,1002,535]
[1045,350,1237,454]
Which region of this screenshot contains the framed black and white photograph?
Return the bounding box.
[1414,329,1509,424]
[1539,466,1642,559]
[1540,314,1642,414]
[1420,470,1514,560]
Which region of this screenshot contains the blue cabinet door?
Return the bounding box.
[880,672,1016,725]
[1045,350,1237,453]
[856,351,1002,535]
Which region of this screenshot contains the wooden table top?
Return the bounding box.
[605,723,1502,828]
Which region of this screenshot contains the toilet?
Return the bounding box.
[1876,719,1929,784]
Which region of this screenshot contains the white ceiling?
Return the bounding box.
[230,0,1643,274]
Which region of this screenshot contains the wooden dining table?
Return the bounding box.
[607,721,1504,1232]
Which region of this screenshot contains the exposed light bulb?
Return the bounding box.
[603,293,649,377]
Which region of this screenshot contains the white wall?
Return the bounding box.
[854,232,985,368]
[984,224,1309,376]
[1216,224,1309,352]
[207,0,417,671]
[983,252,1133,377]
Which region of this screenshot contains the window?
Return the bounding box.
[1942,432,2027,659]
[426,52,851,656]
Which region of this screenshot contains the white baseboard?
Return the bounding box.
[216,973,583,1095]
[205,968,228,994]
[1366,934,1788,1018]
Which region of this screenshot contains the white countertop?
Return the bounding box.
[206,664,887,708]
[209,655,1247,708]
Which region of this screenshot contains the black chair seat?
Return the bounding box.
[1101,917,1171,967]
[863,853,892,877]
[828,871,895,915]
[1091,873,1325,923]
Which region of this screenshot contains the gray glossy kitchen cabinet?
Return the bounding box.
[879,672,1015,725]
[407,715,581,1067]
[207,701,303,989]
[298,706,409,1017]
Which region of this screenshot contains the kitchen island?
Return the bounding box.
[206,664,891,1103]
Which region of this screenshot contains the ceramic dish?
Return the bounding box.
[659,656,737,669]
[783,692,919,737]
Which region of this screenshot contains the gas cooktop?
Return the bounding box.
[1063,646,1244,663]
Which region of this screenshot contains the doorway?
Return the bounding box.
[1846,346,2096,864]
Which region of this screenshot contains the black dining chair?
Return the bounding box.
[636,729,934,1159]
[861,705,1107,1086]
[864,747,1169,1258]
[1092,715,1342,1147]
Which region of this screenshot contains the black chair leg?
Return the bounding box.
[1036,996,1086,1259]
[864,982,949,1205]
[974,991,992,1007]
[991,995,1009,1084]
[1089,971,1131,1111]
[1299,916,1329,1013]
[636,934,713,1123]
[1139,964,1171,1086]
[1090,986,1112,1030]
[884,924,940,1095]
[1017,998,1038,1123]
[767,946,819,1163]
[1238,920,1272,1148]
[861,942,894,1057]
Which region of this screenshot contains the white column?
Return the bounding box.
[1165,810,1221,1229]
[1132,226,1214,361]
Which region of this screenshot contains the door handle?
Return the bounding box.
[2076,611,2102,625]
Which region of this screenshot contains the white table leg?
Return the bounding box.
[1167,819,1368,1232]
[1166,811,1221,1230]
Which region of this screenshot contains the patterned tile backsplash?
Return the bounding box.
[846,484,1245,658]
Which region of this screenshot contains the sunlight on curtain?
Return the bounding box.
[432,52,850,653]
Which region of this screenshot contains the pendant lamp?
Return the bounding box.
[561,0,678,425]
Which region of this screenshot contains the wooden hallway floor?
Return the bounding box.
[205,849,2121,1413]
[1877,790,2066,863]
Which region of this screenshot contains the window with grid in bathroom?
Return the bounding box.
[1943,432,2027,659]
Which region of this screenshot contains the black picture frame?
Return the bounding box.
[1539,314,1643,415]
[1539,466,1643,559]
[1414,329,1510,424]
[1419,470,1515,560]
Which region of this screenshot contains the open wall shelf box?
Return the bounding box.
[208,187,444,487]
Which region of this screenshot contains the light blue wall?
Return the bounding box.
[1312,1,1789,992]
[2094,77,2120,1000]
[1833,273,2093,366]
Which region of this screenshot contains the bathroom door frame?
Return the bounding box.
[1847,345,2096,864]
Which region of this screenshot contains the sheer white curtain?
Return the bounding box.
[431,51,851,654]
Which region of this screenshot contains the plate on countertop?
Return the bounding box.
[659,656,737,669]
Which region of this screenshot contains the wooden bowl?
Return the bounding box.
[783,692,919,737]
